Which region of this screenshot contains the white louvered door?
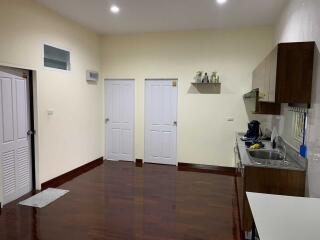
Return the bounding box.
[0,67,32,205]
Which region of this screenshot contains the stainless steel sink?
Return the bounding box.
[247,150,285,161]
[246,149,289,166]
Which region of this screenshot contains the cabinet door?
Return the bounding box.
[236,174,244,229]
[253,61,268,101]
[263,55,272,102]
[234,146,244,230]
[276,42,314,104]
[252,67,259,90]
[268,48,278,102]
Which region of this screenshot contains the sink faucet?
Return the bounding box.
[274,136,287,160]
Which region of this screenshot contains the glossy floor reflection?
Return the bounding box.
[0,161,240,240]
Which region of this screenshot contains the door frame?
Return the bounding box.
[0,65,37,207]
[104,79,135,162]
[144,79,178,166]
[28,71,36,191]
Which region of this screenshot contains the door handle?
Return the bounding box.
[173,121,177,126]
[27,130,35,136]
[105,118,110,123]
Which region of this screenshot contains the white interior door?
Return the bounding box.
[0,67,32,205]
[145,80,178,165]
[105,80,135,161]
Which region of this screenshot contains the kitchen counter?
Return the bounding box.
[236,133,306,171]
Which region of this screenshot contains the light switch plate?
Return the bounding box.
[47,109,54,116]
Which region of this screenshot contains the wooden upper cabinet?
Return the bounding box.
[269,48,278,102]
[253,61,268,101]
[253,42,315,105]
[276,42,315,104]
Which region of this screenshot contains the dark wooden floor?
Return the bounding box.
[0,161,240,240]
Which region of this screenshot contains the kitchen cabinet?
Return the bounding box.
[238,166,305,232]
[253,91,281,115]
[253,61,268,101]
[234,146,244,230]
[268,48,277,102]
[235,155,306,233]
[235,134,306,234]
[252,42,315,105]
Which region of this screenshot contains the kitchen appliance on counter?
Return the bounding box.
[241,120,262,141]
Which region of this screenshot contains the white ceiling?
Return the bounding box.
[36,0,289,34]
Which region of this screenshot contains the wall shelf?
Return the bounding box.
[191,82,221,85]
[190,82,221,94]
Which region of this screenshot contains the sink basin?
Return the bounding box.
[247,149,285,161]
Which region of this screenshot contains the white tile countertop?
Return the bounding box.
[247,192,320,240]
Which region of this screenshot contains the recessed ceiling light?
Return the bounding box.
[216,0,227,5]
[110,5,120,14]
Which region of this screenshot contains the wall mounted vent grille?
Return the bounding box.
[44,45,70,71]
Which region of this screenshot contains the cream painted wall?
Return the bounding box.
[273,0,320,197]
[0,0,104,198]
[0,0,275,206]
[101,28,274,167]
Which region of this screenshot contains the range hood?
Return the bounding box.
[243,88,258,99]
